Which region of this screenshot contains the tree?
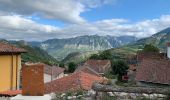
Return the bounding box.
[99,50,112,60]
[68,62,76,73]
[89,50,112,60]
[89,54,100,59]
[143,44,159,52]
[59,62,65,68]
[111,60,128,81]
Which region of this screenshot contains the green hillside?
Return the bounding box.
[1,40,58,65]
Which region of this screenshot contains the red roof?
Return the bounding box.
[80,60,111,74]
[137,52,165,61]
[136,59,170,85]
[45,71,103,93]
[44,64,65,77]
[0,42,26,53]
[0,90,22,97]
[75,65,100,76]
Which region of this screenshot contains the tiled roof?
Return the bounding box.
[75,65,100,76]
[137,52,165,61]
[136,59,170,85]
[80,60,111,74]
[0,42,26,53]
[0,90,22,97]
[44,64,65,77]
[45,71,103,93]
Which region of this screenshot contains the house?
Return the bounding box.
[44,64,65,83]
[45,71,104,93]
[76,60,111,75]
[137,51,165,62]
[136,42,170,87]
[75,64,101,76]
[135,58,170,87]
[0,42,26,92]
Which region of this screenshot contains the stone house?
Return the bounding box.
[44,64,65,83]
[75,60,111,76]
[135,59,170,87]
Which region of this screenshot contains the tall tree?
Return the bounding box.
[111,60,128,81]
[68,62,76,73]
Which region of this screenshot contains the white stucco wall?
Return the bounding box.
[168,47,170,59]
[44,73,65,83]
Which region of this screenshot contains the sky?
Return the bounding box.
[0,0,170,41]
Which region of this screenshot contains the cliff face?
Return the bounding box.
[29,35,137,60]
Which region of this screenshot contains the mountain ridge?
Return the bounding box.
[29,35,138,60]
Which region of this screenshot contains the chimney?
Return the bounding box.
[167,42,170,59]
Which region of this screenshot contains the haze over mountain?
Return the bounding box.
[29,35,137,60]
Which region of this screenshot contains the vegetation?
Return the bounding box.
[59,62,65,68]
[68,62,76,73]
[143,44,159,52]
[62,51,98,64]
[21,46,58,65]
[5,40,59,65]
[90,50,113,60]
[100,92,116,100]
[90,50,129,82]
[104,72,117,79]
[111,60,129,81]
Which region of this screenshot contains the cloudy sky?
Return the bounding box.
[0,0,170,41]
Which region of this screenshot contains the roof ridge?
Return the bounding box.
[77,71,83,90]
[86,66,100,76]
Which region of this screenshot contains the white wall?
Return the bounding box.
[44,74,51,83]
[168,47,170,59]
[44,73,65,83]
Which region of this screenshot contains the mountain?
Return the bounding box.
[3,40,58,65]
[62,51,98,64]
[104,27,170,60]
[29,35,137,60]
[134,27,170,51]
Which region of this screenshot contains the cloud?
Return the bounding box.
[0,15,61,41]
[0,0,114,24]
[79,0,116,8]
[0,14,170,41]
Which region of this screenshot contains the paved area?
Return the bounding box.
[11,94,51,100]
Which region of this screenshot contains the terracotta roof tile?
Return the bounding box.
[79,60,111,74]
[137,52,165,61]
[136,59,170,85]
[75,65,100,77]
[0,42,26,53]
[45,71,103,93]
[0,90,22,96]
[44,64,65,77]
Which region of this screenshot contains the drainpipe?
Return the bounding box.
[10,45,14,90]
[16,55,18,90]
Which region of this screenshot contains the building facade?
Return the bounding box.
[0,43,26,92]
